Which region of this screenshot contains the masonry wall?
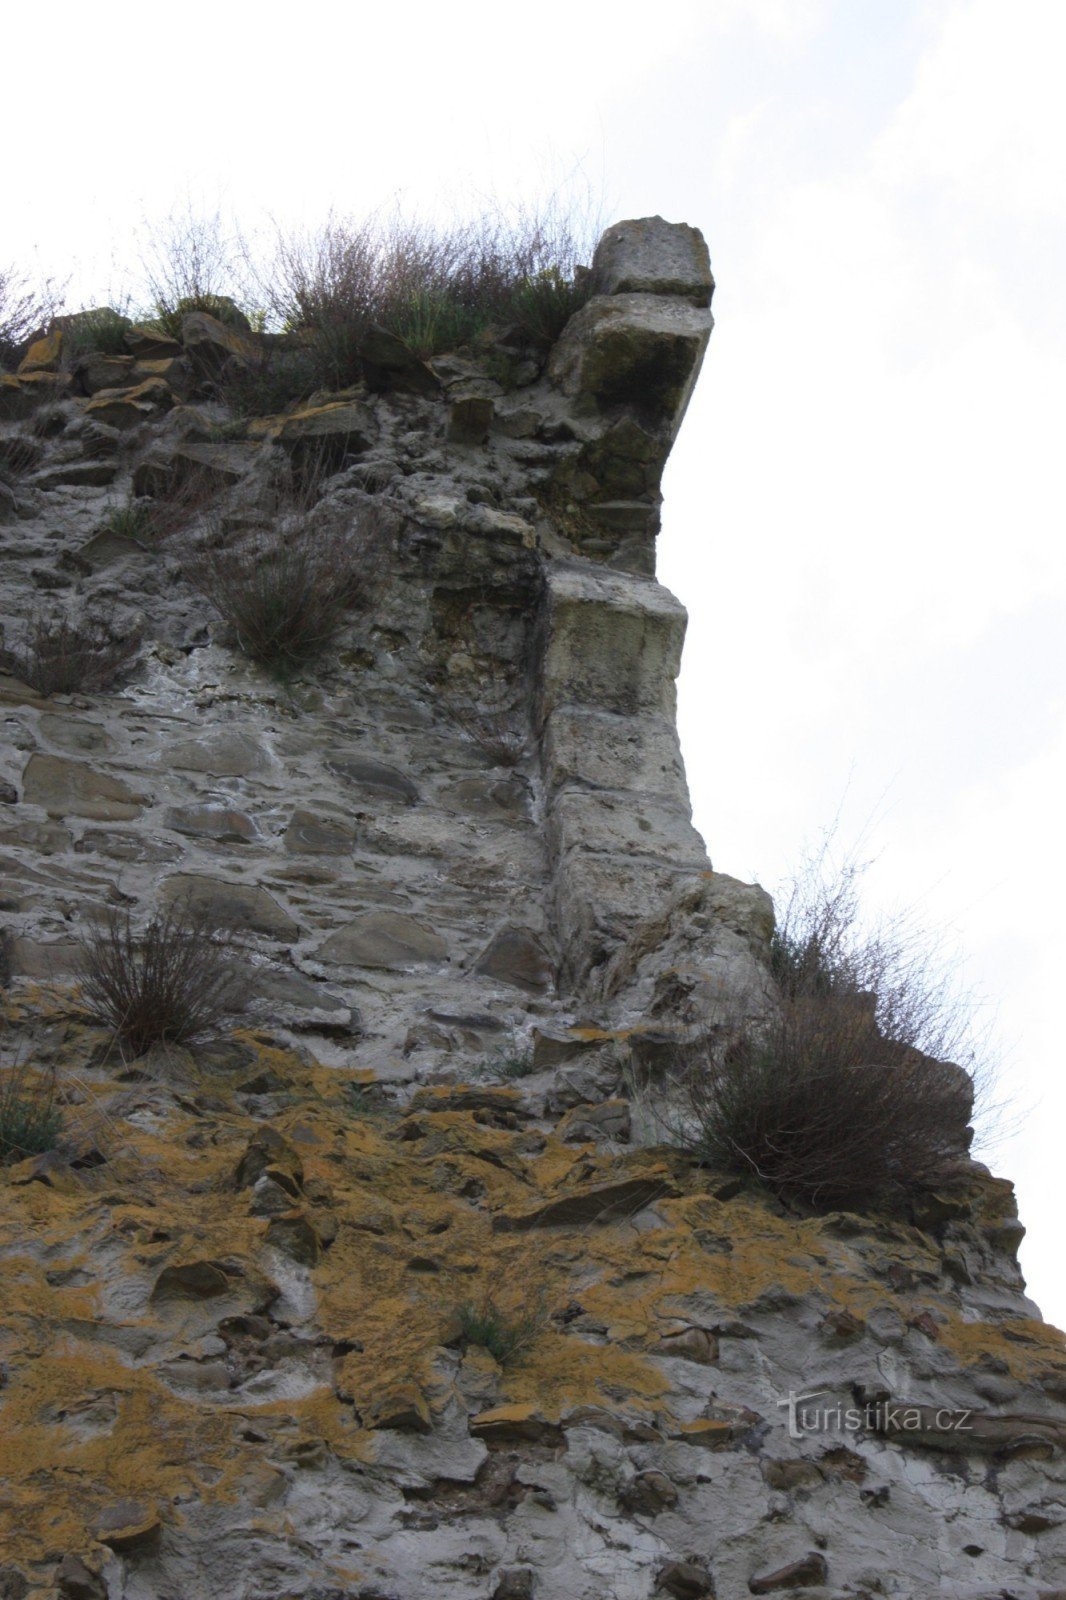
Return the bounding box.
[0,218,1062,1600]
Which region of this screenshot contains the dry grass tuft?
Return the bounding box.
[77,904,243,1060]
[0,613,140,697]
[660,849,986,1209]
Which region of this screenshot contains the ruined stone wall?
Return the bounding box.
[0,218,1062,1600]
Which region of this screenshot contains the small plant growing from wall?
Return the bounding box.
[0,1062,62,1164]
[0,613,141,697]
[190,491,388,680]
[77,904,243,1060]
[659,850,984,1210]
[456,1291,545,1366]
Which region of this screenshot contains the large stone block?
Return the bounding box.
[542,705,689,803]
[548,788,707,870]
[547,292,711,437]
[592,216,713,307]
[540,564,686,719]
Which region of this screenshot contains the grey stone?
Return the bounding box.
[474,926,554,993]
[166,805,258,843]
[283,809,355,854]
[316,910,448,970]
[541,565,686,719]
[549,292,711,440]
[592,216,714,306]
[326,752,420,804]
[21,754,145,820]
[160,874,299,940]
[168,731,268,776]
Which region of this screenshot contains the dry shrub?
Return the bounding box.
[0,613,140,697]
[664,852,985,1209]
[140,204,252,339]
[266,201,596,387]
[137,461,225,543]
[77,904,242,1059]
[448,696,528,768]
[190,486,388,679]
[0,432,44,483]
[0,263,60,368]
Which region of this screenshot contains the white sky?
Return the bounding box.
[6,1,1064,1325]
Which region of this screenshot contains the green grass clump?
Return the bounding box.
[103,499,155,541]
[0,1065,62,1164]
[457,1295,542,1366]
[64,306,132,358]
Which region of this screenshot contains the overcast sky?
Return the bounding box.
[6,1,1064,1325]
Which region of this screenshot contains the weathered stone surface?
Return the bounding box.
[494,1171,676,1230]
[448,391,494,443]
[75,352,135,394]
[181,310,262,374]
[470,1404,564,1446]
[159,874,298,939]
[168,731,268,776]
[361,324,440,394]
[593,216,714,306]
[251,400,374,458]
[317,911,447,969]
[88,1500,161,1553]
[84,376,175,426]
[235,1126,304,1191]
[21,754,145,820]
[326,752,419,803]
[656,1559,716,1599]
[0,214,1061,1600]
[748,1553,828,1593]
[125,325,183,359]
[541,564,687,719]
[18,328,63,372]
[473,926,554,993]
[0,370,73,417]
[548,293,711,437]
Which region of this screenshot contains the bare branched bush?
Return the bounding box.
[60,305,133,359]
[448,696,528,768]
[0,432,44,483]
[660,851,986,1209]
[0,1061,62,1163]
[0,263,59,368]
[0,613,140,697]
[190,491,388,679]
[77,904,242,1059]
[266,201,596,388]
[141,204,251,339]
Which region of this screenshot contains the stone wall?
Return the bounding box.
[0,218,1062,1600]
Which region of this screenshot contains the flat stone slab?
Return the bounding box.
[316,910,448,970]
[284,809,356,854]
[493,1172,677,1231]
[21,754,145,820]
[326,753,420,804]
[473,926,554,993]
[160,873,298,939]
[166,804,258,843]
[592,216,713,306]
[168,731,269,776]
